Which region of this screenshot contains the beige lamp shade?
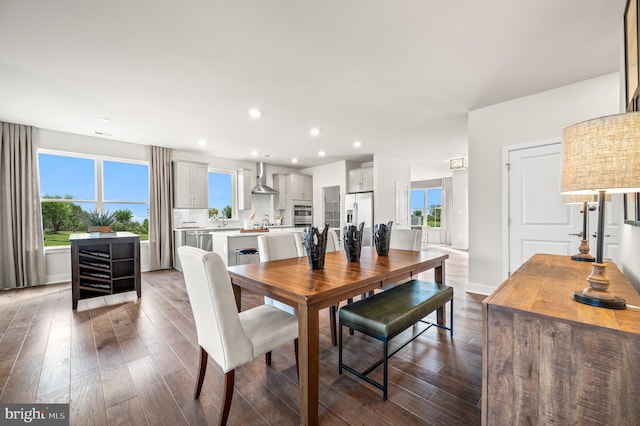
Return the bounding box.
[561,112,640,194]
[562,194,598,204]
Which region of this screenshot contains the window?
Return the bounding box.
[208,169,235,219]
[410,187,442,228]
[39,151,149,246]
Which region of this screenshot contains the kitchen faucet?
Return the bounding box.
[262,215,270,228]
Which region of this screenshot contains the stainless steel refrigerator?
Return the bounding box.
[345,192,374,246]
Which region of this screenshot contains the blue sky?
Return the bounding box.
[410,188,442,214]
[208,172,232,213]
[39,153,149,222]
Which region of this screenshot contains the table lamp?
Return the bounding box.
[561,111,640,309]
[563,194,597,262]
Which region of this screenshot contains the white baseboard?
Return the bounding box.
[45,274,71,284]
[466,282,496,296]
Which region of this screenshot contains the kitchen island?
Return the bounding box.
[212,227,303,266]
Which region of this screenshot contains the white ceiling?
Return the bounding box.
[0,0,626,179]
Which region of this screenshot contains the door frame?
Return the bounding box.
[501,137,560,279]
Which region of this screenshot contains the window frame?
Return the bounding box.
[410,187,443,229]
[39,149,149,244]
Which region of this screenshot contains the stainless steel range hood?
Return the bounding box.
[251,162,278,194]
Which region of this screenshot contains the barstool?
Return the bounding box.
[235,248,259,266]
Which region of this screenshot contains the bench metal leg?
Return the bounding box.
[383,341,388,401]
[338,322,343,375]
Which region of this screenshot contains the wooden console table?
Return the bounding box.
[70,232,141,309]
[482,254,640,425]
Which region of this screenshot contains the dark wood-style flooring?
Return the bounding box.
[0,246,484,425]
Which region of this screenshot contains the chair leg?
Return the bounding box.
[265,351,272,365]
[220,370,235,426]
[194,346,208,399]
[294,338,299,379]
[330,304,338,346]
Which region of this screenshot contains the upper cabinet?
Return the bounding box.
[348,167,373,193]
[237,168,253,211]
[289,174,313,200]
[273,173,313,210]
[173,160,208,208]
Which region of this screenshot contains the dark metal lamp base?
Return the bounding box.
[571,254,595,262]
[572,291,626,310]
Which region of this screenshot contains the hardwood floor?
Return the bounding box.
[0,246,483,425]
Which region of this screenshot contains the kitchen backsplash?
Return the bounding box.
[250,194,276,225]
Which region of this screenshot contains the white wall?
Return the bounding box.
[451,169,468,250]
[467,72,621,295]
[373,154,411,226]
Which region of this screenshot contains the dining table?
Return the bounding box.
[227,246,449,425]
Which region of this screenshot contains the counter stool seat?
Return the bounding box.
[235,248,259,265]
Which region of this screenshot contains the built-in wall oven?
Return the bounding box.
[293,204,313,228]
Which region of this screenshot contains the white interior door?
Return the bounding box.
[395,182,410,229]
[507,143,620,275]
[509,143,578,274]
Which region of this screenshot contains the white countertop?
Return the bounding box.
[211,227,302,237]
[174,225,294,232]
[174,227,242,232]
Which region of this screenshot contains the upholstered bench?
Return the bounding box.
[338,279,453,400]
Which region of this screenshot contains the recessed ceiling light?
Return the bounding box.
[309,128,320,137]
[248,109,262,119]
[318,151,326,157]
[291,158,298,164]
[353,140,362,148]
[197,140,207,147]
[99,117,112,123]
[251,150,258,156]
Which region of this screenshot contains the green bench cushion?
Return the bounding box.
[339,279,453,339]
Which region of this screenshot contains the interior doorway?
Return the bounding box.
[505,141,620,276]
[322,185,341,229]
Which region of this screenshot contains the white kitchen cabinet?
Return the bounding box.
[173,160,208,208]
[273,173,287,210]
[348,167,373,193]
[303,175,313,200]
[237,168,253,211]
[273,173,312,208]
[289,174,313,200]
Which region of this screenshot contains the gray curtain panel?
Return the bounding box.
[149,146,173,270]
[0,122,46,289]
[442,177,453,245]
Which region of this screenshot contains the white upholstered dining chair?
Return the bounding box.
[390,228,422,251]
[178,246,298,426]
[384,228,423,288]
[257,233,304,315]
[258,232,343,346]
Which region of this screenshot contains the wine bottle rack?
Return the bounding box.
[70,233,141,309]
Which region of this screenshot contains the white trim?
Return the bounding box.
[501,137,560,279]
[207,168,238,220]
[466,282,496,296]
[45,273,71,284]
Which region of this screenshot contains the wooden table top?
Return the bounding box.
[227,247,449,309]
[483,254,640,335]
